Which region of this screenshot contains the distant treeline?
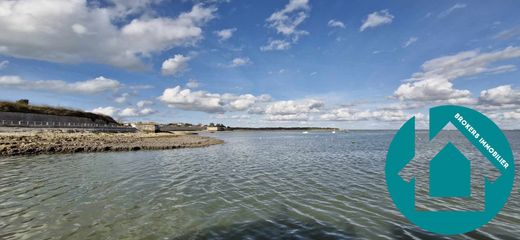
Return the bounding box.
[0,100,118,124]
[229,127,339,131]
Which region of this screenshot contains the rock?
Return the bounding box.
[0,131,223,156]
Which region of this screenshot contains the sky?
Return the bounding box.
[0,0,519,129]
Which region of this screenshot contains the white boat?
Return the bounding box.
[332,131,336,134]
[302,131,309,134]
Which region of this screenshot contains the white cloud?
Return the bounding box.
[0,60,9,70]
[158,86,270,113]
[267,0,309,36]
[479,85,520,106]
[92,106,119,117]
[262,0,310,51]
[327,19,345,28]
[438,3,467,18]
[92,104,156,119]
[248,106,266,115]
[139,108,156,115]
[394,46,520,103]
[320,108,423,122]
[227,94,271,111]
[161,54,191,76]
[260,39,291,51]
[229,57,251,67]
[136,100,153,108]
[394,78,474,102]
[0,75,121,94]
[119,107,139,117]
[71,23,88,35]
[266,99,323,115]
[108,0,162,18]
[410,47,520,81]
[186,79,199,88]
[227,94,257,111]
[159,86,224,113]
[215,114,250,120]
[266,113,309,121]
[501,110,520,120]
[487,109,520,123]
[263,99,323,121]
[495,26,520,40]
[360,10,394,32]
[0,75,23,85]
[403,37,418,48]
[377,102,425,111]
[214,28,237,41]
[115,92,130,103]
[0,1,216,69]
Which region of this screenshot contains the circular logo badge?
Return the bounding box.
[385,105,515,235]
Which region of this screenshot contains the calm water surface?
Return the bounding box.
[0,131,519,239]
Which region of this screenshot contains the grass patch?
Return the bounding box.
[0,101,118,124]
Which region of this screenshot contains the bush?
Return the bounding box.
[16,99,29,105]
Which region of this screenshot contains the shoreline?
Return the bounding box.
[0,130,224,157]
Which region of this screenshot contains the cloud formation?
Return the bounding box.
[93,98,156,119]
[394,46,520,103]
[438,3,467,18]
[264,99,323,121]
[214,28,237,41]
[186,79,200,88]
[479,85,520,106]
[115,92,131,104]
[403,37,418,48]
[92,106,155,119]
[229,57,251,67]
[161,54,191,76]
[327,19,345,28]
[158,86,271,113]
[360,10,394,32]
[260,39,291,51]
[320,108,421,122]
[0,1,216,69]
[0,75,121,94]
[262,0,310,51]
[137,100,154,108]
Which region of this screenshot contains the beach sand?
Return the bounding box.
[0,130,223,156]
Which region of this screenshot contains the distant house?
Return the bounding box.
[132,122,158,133]
[206,126,224,131]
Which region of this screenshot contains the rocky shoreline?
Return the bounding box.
[0,131,224,156]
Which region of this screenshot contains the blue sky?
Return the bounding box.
[0,0,519,129]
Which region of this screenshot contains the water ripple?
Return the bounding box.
[0,130,519,239]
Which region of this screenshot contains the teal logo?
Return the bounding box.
[386,105,515,235]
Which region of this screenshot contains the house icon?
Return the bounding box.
[399,123,501,211]
[430,143,471,198]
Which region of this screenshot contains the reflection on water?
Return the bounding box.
[0,131,519,239]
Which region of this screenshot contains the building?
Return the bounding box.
[132,122,159,133]
[206,126,224,131]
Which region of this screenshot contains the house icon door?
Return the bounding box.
[429,143,470,198]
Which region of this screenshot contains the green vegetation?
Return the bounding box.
[0,100,118,124]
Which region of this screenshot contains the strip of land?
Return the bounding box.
[0,130,223,156]
[228,127,339,131]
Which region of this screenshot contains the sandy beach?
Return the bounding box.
[0,130,224,156]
